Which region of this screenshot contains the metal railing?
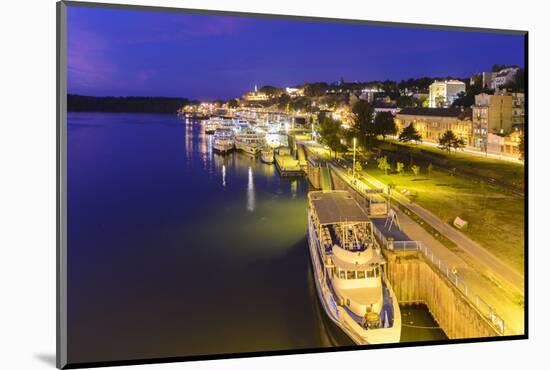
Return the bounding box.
[372,223,505,335]
[372,223,420,251]
[416,242,505,335]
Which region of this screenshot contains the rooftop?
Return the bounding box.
[431,80,466,85]
[309,191,370,225]
[398,107,471,119]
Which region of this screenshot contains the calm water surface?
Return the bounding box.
[67,112,443,364]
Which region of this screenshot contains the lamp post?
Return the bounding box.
[352,137,357,179]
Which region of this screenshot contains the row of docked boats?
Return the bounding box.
[206,118,275,164]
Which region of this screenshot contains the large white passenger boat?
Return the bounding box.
[234,130,265,156]
[213,128,234,153]
[204,120,218,134]
[307,191,401,345]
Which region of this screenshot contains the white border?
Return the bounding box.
[1,1,548,369]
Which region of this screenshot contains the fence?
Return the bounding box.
[416,242,505,335]
[372,223,505,335]
[372,223,420,251]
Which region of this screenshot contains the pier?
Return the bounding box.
[274,153,304,177]
[384,249,500,339]
[304,150,505,339]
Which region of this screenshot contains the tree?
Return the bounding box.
[351,100,375,148]
[452,76,494,108]
[451,136,466,152]
[355,161,363,172]
[277,94,291,111]
[411,165,420,177]
[438,130,465,153]
[227,99,239,108]
[396,95,414,108]
[290,96,313,113]
[434,95,446,108]
[374,111,398,139]
[318,116,346,158]
[427,163,433,177]
[398,123,422,143]
[303,82,329,97]
[396,162,404,175]
[258,85,283,97]
[377,156,391,175]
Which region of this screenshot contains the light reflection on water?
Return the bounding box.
[247,166,255,212]
[66,113,443,364]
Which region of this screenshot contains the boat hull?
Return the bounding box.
[261,154,274,164]
[235,141,261,156]
[213,142,234,153]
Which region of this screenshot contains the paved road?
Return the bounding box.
[385,136,523,163]
[358,170,524,295]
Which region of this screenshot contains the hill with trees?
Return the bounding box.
[67,95,193,113]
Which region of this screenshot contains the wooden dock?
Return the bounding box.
[274,154,304,177]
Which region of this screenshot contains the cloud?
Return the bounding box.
[118,13,251,45]
[67,26,118,91]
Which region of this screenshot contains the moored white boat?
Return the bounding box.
[307,190,401,345]
[213,128,234,153]
[260,146,274,164]
[235,130,265,156]
[204,120,218,134]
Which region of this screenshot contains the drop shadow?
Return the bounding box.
[34,353,56,367]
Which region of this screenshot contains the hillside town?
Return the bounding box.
[182,65,525,160]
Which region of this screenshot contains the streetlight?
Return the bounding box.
[352,137,357,179]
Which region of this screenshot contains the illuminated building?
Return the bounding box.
[243,85,269,102]
[428,80,466,108]
[395,107,473,146]
[472,93,513,151]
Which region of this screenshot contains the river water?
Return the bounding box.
[67,112,445,364]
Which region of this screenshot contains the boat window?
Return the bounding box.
[366,269,373,278]
[357,270,366,279]
[346,270,355,280]
[339,270,346,279]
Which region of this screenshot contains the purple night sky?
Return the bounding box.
[67,6,525,100]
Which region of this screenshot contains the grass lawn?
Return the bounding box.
[362,161,525,274]
[379,139,525,191]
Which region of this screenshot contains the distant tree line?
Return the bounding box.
[67,94,194,113]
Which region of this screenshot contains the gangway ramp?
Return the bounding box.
[320,166,332,191]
